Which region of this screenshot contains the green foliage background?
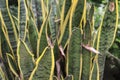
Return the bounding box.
[0,0,120,80]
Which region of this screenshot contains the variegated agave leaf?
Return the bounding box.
[6,54,20,79]
[72,0,86,28]
[97,0,119,79]
[58,0,71,48]
[0,0,17,54]
[31,0,43,30]
[18,0,27,40]
[47,0,58,43]
[81,20,92,80]
[28,17,38,58]
[67,28,82,80]
[29,47,54,80]
[17,40,34,79]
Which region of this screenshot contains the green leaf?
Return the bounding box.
[81,20,92,80]
[72,0,86,28]
[31,0,43,30]
[29,47,55,80]
[17,40,34,79]
[0,12,14,56]
[0,21,14,79]
[37,12,50,57]
[9,5,18,19]
[18,0,27,40]
[28,17,38,58]
[58,4,71,46]
[0,20,2,57]
[67,28,82,80]
[88,4,95,32]
[90,60,98,80]
[0,0,17,54]
[64,0,71,18]
[98,1,119,51]
[96,0,119,79]
[6,54,19,78]
[48,0,57,43]
[58,0,71,48]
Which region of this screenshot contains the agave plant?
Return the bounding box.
[0,0,119,80]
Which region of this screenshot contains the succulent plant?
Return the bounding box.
[0,0,119,80]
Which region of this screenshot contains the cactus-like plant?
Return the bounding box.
[0,0,119,80]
